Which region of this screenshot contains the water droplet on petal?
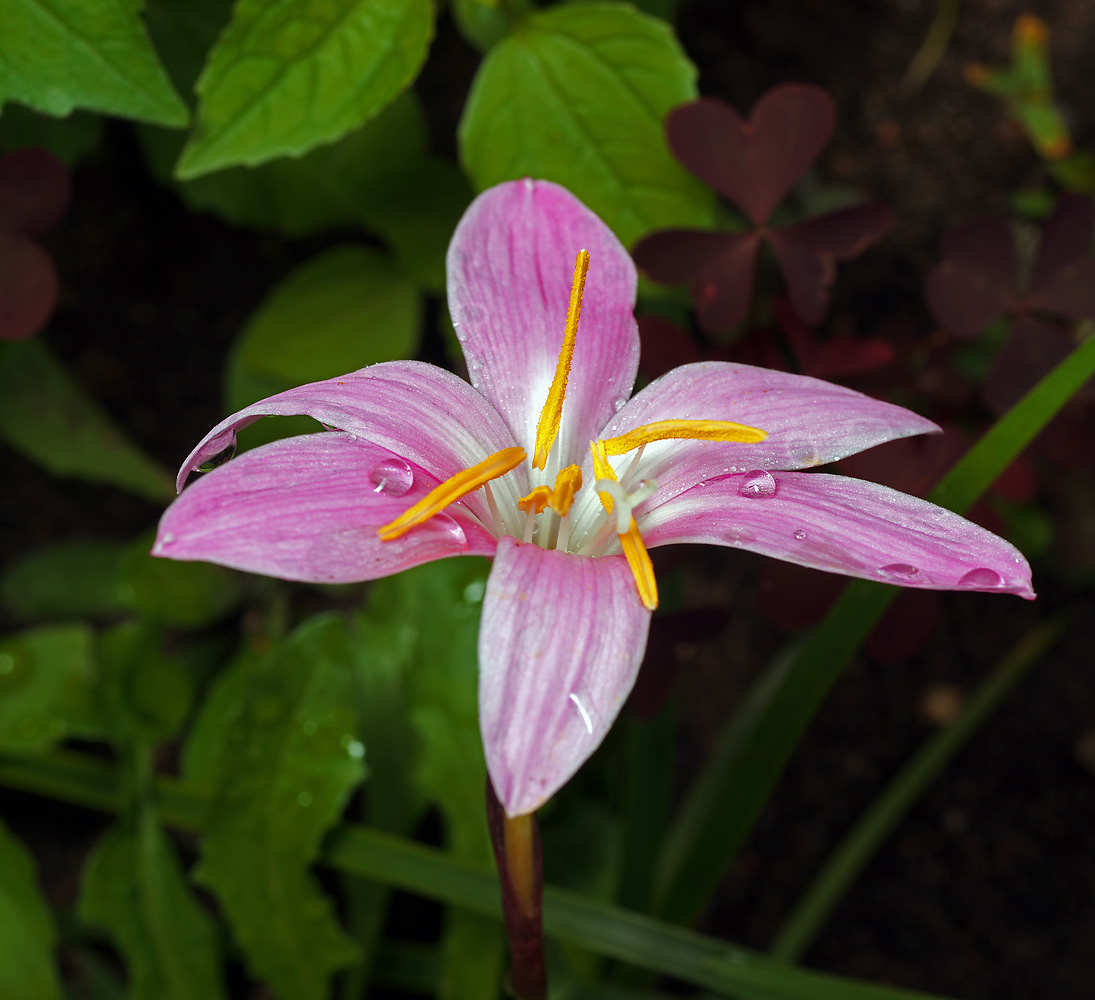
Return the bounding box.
[793,529,807,541]
[434,513,467,548]
[721,527,753,546]
[739,470,777,499]
[198,444,236,473]
[958,567,1003,589]
[879,563,920,581]
[369,458,413,497]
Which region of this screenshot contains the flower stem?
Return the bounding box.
[486,780,546,999]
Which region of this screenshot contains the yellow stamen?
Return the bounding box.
[590,439,616,512]
[517,486,553,516]
[547,464,582,515]
[589,440,658,609]
[601,419,767,456]
[619,520,658,610]
[378,447,525,541]
[532,250,590,470]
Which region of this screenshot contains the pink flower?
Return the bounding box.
[154,179,1033,817]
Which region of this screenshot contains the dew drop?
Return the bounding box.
[434,513,467,548]
[301,719,318,736]
[369,458,413,497]
[738,470,777,499]
[793,529,807,541]
[198,444,236,473]
[958,567,1003,589]
[721,527,753,546]
[463,580,486,604]
[879,563,920,581]
[297,791,313,808]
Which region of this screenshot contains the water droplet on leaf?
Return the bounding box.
[301,719,317,736]
[369,458,413,497]
[738,470,777,499]
[958,567,1003,589]
[297,791,313,808]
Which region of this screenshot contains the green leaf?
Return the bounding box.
[98,623,194,747]
[225,245,420,431]
[0,0,187,125]
[0,624,99,755]
[79,812,226,1000]
[653,331,1095,926]
[195,616,365,1000]
[1,541,127,622]
[357,559,505,998]
[2,750,959,1000]
[459,2,712,247]
[181,647,257,792]
[177,0,434,178]
[119,534,243,627]
[0,105,103,165]
[0,341,174,502]
[0,817,62,1000]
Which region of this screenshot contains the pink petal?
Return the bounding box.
[639,471,1035,599]
[155,432,497,583]
[447,179,639,468]
[174,361,523,523]
[479,538,651,817]
[602,361,939,507]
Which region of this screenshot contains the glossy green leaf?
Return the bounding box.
[0,624,99,755]
[225,245,421,417]
[1,751,956,1000]
[177,0,433,177]
[0,0,187,125]
[0,817,62,1000]
[1,541,127,622]
[0,341,174,502]
[181,647,256,792]
[357,559,505,998]
[98,623,193,747]
[654,332,1095,925]
[195,616,364,1000]
[459,2,712,247]
[120,534,242,627]
[79,812,226,1000]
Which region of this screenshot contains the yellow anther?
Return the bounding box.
[518,465,583,518]
[619,520,658,610]
[518,486,553,515]
[589,440,658,609]
[590,438,616,513]
[533,250,590,470]
[378,447,526,541]
[601,419,767,456]
[548,464,582,515]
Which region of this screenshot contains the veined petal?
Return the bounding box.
[639,471,1035,598]
[479,538,652,817]
[174,361,524,523]
[600,361,940,508]
[447,179,639,470]
[155,433,497,583]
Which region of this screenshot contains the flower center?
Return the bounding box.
[377,250,769,612]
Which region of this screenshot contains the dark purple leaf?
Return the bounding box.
[1028,257,1095,320]
[632,228,745,283]
[637,314,699,381]
[925,218,1016,336]
[0,231,58,340]
[0,148,71,237]
[983,314,1076,414]
[1029,193,1094,295]
[690,231,762,333]
[666,85,835,226]
[767,203,893,324]
[773,297,893,378]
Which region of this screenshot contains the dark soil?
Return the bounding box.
[3,1,1094,999]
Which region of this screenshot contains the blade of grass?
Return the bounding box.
[0,749,955,1000]
[769,613,1069,962]
[653,331,1095,925]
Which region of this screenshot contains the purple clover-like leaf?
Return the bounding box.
[925,218,1016,337]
